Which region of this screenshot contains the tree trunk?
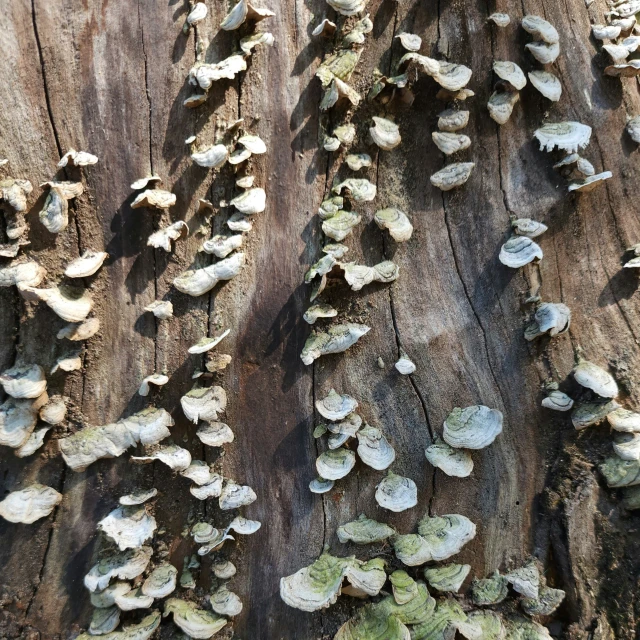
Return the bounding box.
[1,0,639,638]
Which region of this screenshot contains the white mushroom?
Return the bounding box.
[15,426,51,458]
[0,397,38,448]
[512,218,548,238]
[301,324,370,365]
[425,437,474,477]
[424,563,471,593]
[534,122,592,154]
[147,221,188,252]
[322,210,362,242]
[370,117,401,150]
[138,373,169,396]
[374,208,413,242]
[488,13,510,27]
[332,178,377,202]
[525,41,560,64]
[188,329,230,354]
[119,488,158,506]
[144,300,173,320]
[345,153,372,171]
[493,61,527,90]
[430,163,475,191]
[84,547,153,592]
[39,396,67,426]
[0,260,46,289]
[131,176,162,190]
[210,585,243,617]
[164,598,227,638]
[395,350,416,375]
[356,424,395,470]
[0,364,47,399]
[219,481,257,509]
[196,421,235,447]
[312,18,337,37]
[173,252,245,296]
[0,483,62,523]
[499,236,543,268]
[189,55,248,89]
[342,261,399,291]
[220,0,274,30]
[202,234,243,258]
[327,0,368,16]
[505,562,540,599]
[181,385,227,423]
[375,472,418,512]
[443,405,503,449]
[395,32,422,51]
[592,24,621,40]
[542,391,574,412]
[39,181,84,233]
[567,172,613,193]
[230,188,266,214]
[432,132,472,155]
[608,408,640,433]
[64,250,108,278]
[131,444,192,472]
[191,476,224,500]
[309,477,334,493]
[573,360,618,398]
[121,407,174,446]
[316,389,358,421]
[191,144,229,169]
[524,303,571,340]
[131,188,176,210]
[522,15,559,43]
[88,607,120,635]
[316,447,356,480]
[613,433,640,461]
[528,71,562,102]
[184,2,207,31]
[23,285,93,322]
[488,90,520,125]
[437,110,469,132]
[98,506,157,551]
[58,149,98,167]
[57,317,100,341]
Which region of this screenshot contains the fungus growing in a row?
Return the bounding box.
[119,488,157,506]
[357,424,396,470]
[132,444,192,472]
[528,70,562,101]
[327,0,368,16]
[487,90,520,125]
[0,483,62,523]
[393,513,476,566]
[573,359,618,398]
[301,323,371,364]
[191,516,261,555]
[471,571,509,605]
[303,303,338,324]
[211,584,243,617]
[280,552,386,612]
[76,612,160,640]
[84,546,153,592]
[196,421,234,447]
[164,598,228,637]
[346,153,372,171]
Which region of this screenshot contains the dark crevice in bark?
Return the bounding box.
[441,192,509,414]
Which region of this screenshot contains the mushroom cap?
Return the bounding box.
[425,437,474,477]
[0,364,47,399]
[443,405,503,449]
[573,360,618,397]
[534,121,592,153]
[98,506,157,551]
[430,163,474,191]
[522,15,559,43]
[424,563,471,593]
[141,563,177,598]
[374,208,413,242]
[499,236,543,268]
[336,514,396,544]
[316,447,356,480]
[493,61,527,90]
[84,546,152,592]
[164,598,227,638]
[375,472,418,512]
[370,117,401,151]
[316,389,358,421]
[0,483,62,523]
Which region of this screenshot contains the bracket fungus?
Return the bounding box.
[488,13,510,27]
[131,187,176,210]
[374,208,413,242]
[0,259,46,290]
[346,153,372,171]
[396,32,422,51]
[312,18,337,37]
[0,364,47,399]
[203,234,243,259]
[522,15,559,44]
[572,400,619,430]
[120,488,157,506]
[0,483,62,523]
[375,472,418,512]
[196,421,234,447]
[493,61,527,90]
[542,390,574,412]
[144,300,173,320]
[280,552,385,612]
[240,31,275,54]
[425,437,474,478]
[58,149,98,167]
[573,360,618,398]
[332,178,377,202]
[132,444,192,472]
[301,324,370,365]
[164,598,228,638]
[443,405,503,450]
[316,447,356,480]
[88,607,120,635]
[336,514,396,544]
[0,397,38,448]
[173,252,245,296]
[213,559,237,579]
[437,109,469,132]
[184,1,207,31]
[430,163,474,191]
[147,221,188,252]
[309,477,334,493]
[303,303,338,324]
[424,563,471,593]
[342,261,399,291]
[138,373,169,396]
[327,0,368,16]
[528,70,562,101]
[24,284,94,322]
[613,432,640,461]
[395,351,416,375]
[505,562,540,598]
[39,395,67,425]
[499,236,543,268]
[471,571,509,605]
[521,584,566,616]
[534,121,592,153]
[219,480,257,509]
[487,90,520,125]
[432,132,472,156]
[98,505,156,551]
[627,115,640,143]
[322,210,362,242]
[190,143,230,169]
[181,385,227,423]
[230,188,266,214]
[356,425,396,470]
[526,40,560,64]
[64,250,108,278]
[220,0,274,30]
[0,177,32,212]
[608,408,640,432]
[210,585,243,617]
[15,426,51,458]
[567,171,613,192]
[511,218,548,239]
[524,302,571,340]
[600,455,640,488]
[84,546,152,592]
[188,329,230,354]
[370,117,401,150]
[393,513,476,566]
[39,181,84,233]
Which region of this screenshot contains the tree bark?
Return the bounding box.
[0,0,639,638]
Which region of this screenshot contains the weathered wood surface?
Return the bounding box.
[1,0,639,638]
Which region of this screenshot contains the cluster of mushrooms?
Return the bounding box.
[0,0,279,637]
[278,4,570,640]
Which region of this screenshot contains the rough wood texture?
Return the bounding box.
[1,0,639,638]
